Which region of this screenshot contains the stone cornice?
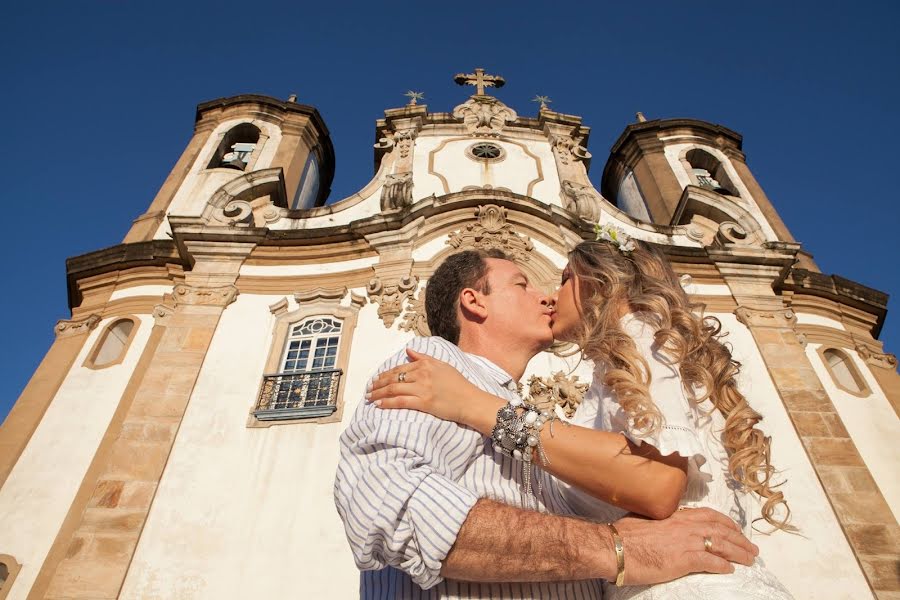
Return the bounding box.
[782,268,889,337]
[65,240,185,310]
[64,196,891,340]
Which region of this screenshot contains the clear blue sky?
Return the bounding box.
[2,2,898,420]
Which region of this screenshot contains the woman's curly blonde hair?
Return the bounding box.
[569,239,793,531]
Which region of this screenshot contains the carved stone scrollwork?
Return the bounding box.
[55,314,102,338]
[452,96,518,137]
[526,372,590,418]
[367,275,419,327]
[172,284,239,307]
[375,128,417,166]
[551,133,592,166]
[447,204,534,262]
[561,180,602,222]
[381,171,414,211]
[220,199,254,226]
[734,306,797,329]
[399,285,430,336]
[855,344,898,370]
[716,221,752,246]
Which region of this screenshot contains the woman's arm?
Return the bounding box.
[368,348,688,520]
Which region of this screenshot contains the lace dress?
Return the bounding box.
[560,314,793,600]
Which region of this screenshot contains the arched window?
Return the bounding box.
[0,554,22,599]
[292,150,321,209]
[84,318,137,369]
[616,169,651,221]
[685,149,739,196]
[207,123,261,171]
[822,348,870,396]
[254,316,344,420]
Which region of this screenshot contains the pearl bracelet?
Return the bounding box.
[490,395,555,502]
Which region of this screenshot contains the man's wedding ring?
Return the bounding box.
[703,536,713,552]
[397,372,407,383]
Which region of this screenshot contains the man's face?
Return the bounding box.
[480,258,554,351]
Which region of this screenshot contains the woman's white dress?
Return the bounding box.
[561,314,793,599]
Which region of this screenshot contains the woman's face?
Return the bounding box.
[550,263,584,342]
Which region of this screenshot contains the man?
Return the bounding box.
[334,249,756,598]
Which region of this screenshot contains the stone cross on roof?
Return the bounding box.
[454,68,505,96]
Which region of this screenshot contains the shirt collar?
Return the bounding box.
[465,353,519,393]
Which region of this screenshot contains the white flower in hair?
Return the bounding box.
[594,223,636,254]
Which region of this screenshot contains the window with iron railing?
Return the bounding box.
[253,317,344,420]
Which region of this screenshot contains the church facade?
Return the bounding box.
[1,70,898,599]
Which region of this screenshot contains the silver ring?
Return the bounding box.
[704,536,713,552]
[397,372,407,383]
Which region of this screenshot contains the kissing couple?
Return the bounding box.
[335,226,794,599]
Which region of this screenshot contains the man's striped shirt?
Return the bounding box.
[334,336,603,599]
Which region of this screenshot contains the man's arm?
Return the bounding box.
[442,500,758,584]
[334,339,486,590]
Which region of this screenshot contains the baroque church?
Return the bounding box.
[0,69,897,599]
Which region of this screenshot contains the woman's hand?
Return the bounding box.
[366,348,493,428]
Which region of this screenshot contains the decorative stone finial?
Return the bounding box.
[454,67,505,96]
[636,111,647,122]
[287,94,298,103]
[404,90,425,105]
[533,95,552,110]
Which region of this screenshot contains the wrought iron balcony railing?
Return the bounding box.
[253,369,342,421]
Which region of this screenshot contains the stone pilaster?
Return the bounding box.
[37,243,253,600]
[717,254,900,598]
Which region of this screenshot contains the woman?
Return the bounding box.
[367,227,793,598]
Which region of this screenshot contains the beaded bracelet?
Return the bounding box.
[490,394,555,501]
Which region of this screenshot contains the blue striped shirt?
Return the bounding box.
[334,336,603,599]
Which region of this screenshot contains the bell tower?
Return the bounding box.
[124,94,335,242]
[601,118,800,248]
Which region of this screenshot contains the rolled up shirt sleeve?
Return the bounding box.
[334,339,483,590]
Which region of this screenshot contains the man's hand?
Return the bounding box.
[614,507,759,585]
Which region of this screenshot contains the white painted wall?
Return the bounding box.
[805,342,900,522]
[109,285,173,301]
[795,312,846,330]
[0,316,153,600]
[116,285,874,600]
[717,314,871,599]
[119,292,365,599]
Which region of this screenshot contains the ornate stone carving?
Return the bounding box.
[561,180,602,222]
[526,372,590,418]
[855,344,898,370]
[381,171,414,211]
[374,128,417,167]
[452,96,518,137]
[551,133,591,166]
[220,199,254,226]
[55,314,101,338]
[447,204,534,262]
[715,221,753,246]
[172,284,239,307]
[734,306,796,329]
[394,128,417,159]
[367,275,419,327]
[399,285,430,336]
